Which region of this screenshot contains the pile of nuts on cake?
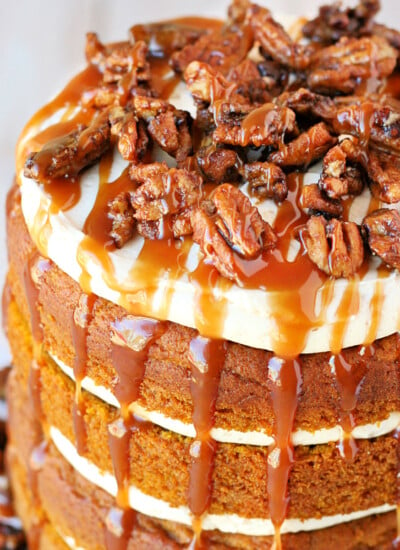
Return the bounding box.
[24,0,400,282]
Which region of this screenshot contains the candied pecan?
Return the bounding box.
[129,162,202,239]
[24,112,110,182]
[184,61,241,104]
[171,26,253,75]
[86,34,150,85]
[372,23,400,51]
[108,191,136,248]
[248,4,312,70]
[244,162,287,202]
[275,88,336,121]
[213,101,297,147]
[307,36,397,94]
[332,101,400,152]
[133,95,170,119]
[362,208,400,269]
[366,148,400,203]
[108,106,149,162]
[130,22,205,58]
[302,0,380,44]
[299,184,343,217]
[268,122,336,168]
[192,184,276,282]
[227,59,275,104]
[319,140,364,199]
[301,216,364,278]
[196,145,242,183]
[228,0,249,25]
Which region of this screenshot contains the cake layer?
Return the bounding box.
[5,292,398,533]
[16,83,400,356]
[6,188,400,442]
[6,370,398,550]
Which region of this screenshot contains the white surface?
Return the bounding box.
[49,425,396,536]
[1,0,400,363]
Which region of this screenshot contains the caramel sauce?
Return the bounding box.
[187,337,226,546]
[108,316,166,510]
[329,276,362,355]
[331,353,368,460]
[105,507,137,550]
[267,356,302,549]
[71,294,96,455]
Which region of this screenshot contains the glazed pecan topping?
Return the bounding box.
[301,216,364,278]
[275,88,336,121]
[244,162,287,202]
[213,101,297,147]
[129,162,203,239]
[108,191,136,248]
[24,111,111,181]
[302,0,380,44]
[300,184,343,218]
[86,34,150,85]
[171,26,253,74]
[332,101,400,153]
[192,184,276,282]
[184,61,238,104]
[362,208,400,269]
[196,145,243,183]
[308,36,397,94]
[109,106,149,162]
[269,122,336,169]
[248,4,312,70]
[319,139,364,199]
[130,21,205,58]
[366,148,400,203]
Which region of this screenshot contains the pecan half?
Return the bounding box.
[268,122,336,169]
[196,145,243,183]
[24,111,110,181]
[300,184,343,217]
[171,26,253,74]
[192,184,276,282]
[109,106,149,162]
[184,61,238,104]
[275,88,336,121]
[213,101,297,147]
[108,191,136,248]
[301,216,364,278]
[130,21,205,58]
[366,148,400,203]
[362,208,400,269]
[319,139,364,199]
[302,0,380,44]
[244,162,287,202]
[308,36,397,94]
[248,4,312,70]
[86,34,150,85]
[129,162,202,239]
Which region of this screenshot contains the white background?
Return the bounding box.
[1,0,399,366]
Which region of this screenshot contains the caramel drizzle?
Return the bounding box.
[267,356,302,549]
[187,336,226,547]
[330,353,368,461]
[71,294,96,455]
[106,316,166,548]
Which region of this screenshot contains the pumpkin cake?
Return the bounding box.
[4,0,400,548]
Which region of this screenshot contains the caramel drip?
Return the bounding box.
[108,316,166,511]
[267,356,302,549]
[187,336,226,546]
[331,353,368,460]
[364,266,388,345]
[71,294,96,455]
[105,507,137,550]
[83,167,133,248]
[330,278,361,355]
